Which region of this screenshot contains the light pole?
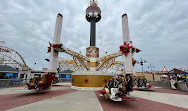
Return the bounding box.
[32,63,36,71]
[148,64,154,73]
[137,58,146,77]
[148,64,155,84]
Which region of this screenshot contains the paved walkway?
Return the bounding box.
[0,84,187,111]
[131,90,188,109]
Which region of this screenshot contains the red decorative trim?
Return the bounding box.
[84,79,89,83]
[47,42,52,53]
[49,42,52,47]
[104,79,107,83]
[52,43,62,48]
[148,84,152,87]
[101,89,106,94]
[132,58,137,67]
[47,47,51,53]
[45,59,49,62]
[136,48,141,53]
[161,67,168,72]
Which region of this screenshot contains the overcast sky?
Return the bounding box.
[0,0,188,72]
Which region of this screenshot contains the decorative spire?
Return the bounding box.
[90,0,98,6]
[161,66,168,72]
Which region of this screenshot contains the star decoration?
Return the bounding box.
[119,42,133,56]
[132,58,137,67]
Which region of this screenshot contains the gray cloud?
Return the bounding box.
[0,0,188,72]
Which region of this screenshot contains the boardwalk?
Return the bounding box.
[0,84,187,111]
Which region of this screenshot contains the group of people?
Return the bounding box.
[135,77,148,88]
[26,77,39,90]
[26,74,48,90]
[106,74,133,99]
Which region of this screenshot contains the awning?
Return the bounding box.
[161,75,168,77]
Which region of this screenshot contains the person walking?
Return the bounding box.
[170,77,177,90]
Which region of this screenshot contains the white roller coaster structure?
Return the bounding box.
[0,45,28,70]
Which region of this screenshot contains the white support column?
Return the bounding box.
[122,13,134,74]
[49,14,63,73]
[122,13,130,43]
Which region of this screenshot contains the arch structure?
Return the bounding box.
[99,60,125,74]
[0,46,27,70]
[54,45,124,71]
[58,58,79,72]
[50,45,133,73]
[58,56,125,74]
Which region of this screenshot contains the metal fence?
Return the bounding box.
[1,79,187,92]
[0,78,72,88]
[150,81,171,89]
[0,79,26,88]
[177,82,188,92]
[58,78,72,83]
[150,80,188,92]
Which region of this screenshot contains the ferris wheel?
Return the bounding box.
[0,45,27,70]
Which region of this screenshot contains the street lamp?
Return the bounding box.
[137,57,146,77]
[32,63,36,71]
[148,64,155,73]
[148,64,156,84]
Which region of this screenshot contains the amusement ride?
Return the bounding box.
[25,0,151,101]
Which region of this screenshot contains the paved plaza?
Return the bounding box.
[0,83,187,111]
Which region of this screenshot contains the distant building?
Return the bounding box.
[161,66,168,72]
[135,72,161,81]
[135,66,170,81]
[0,65,19,79]
[56,70,74,79]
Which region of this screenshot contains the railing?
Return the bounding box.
[150,81,171,89]
[150,80,188,92]
[58,78,72,83]
[0,79,27,88]
[0,78,73,88]
[177,82,188,92]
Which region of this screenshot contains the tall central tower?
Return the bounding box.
[86,0,101,46]
[85,0,101,70]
